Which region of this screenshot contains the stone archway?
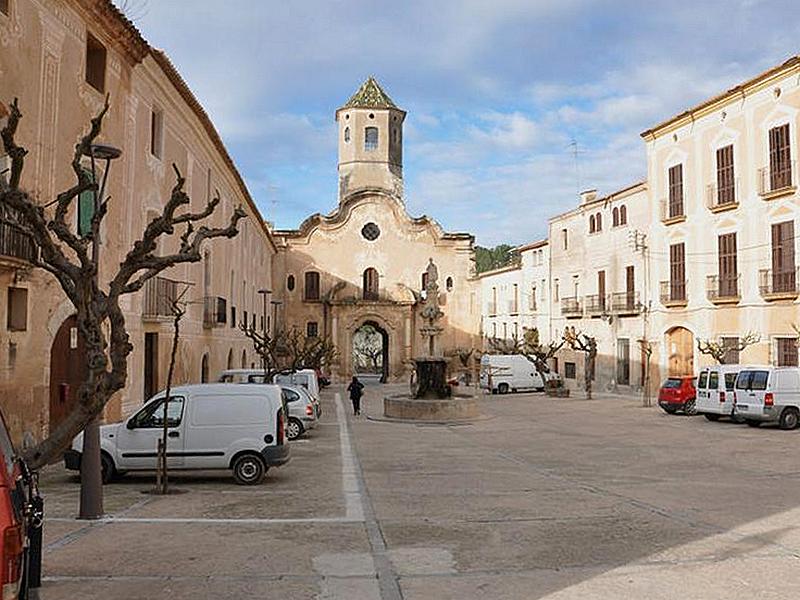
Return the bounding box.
[352,321,389,383]
[666,326,694,376]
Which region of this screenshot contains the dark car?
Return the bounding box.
[658,376,697,415]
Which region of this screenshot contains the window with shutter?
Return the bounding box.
[363,268,379,300]
[777,338,799,367]
[668,165,684,218]
[769,124,792,191]
[304,271,320,301]
[669,243,686,301]
[716,145,735,205]
[771,221,796,293]
[718,233,738,297]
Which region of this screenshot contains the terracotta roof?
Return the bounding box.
[641,55,800,140]
[515,238,548,253]
[341,77,398,110]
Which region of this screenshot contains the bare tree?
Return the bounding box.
[638,338,654,407]
[353,325,383,373]
[239,321,283,382]
[282,326,337,374]
[697,332,760,364]
[563,327,597,399]
[486,328,563,374]
[1,99,245,468]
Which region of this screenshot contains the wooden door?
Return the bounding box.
[48,316,87,433]
[667,327,694,376]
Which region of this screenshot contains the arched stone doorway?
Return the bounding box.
[666,326,694,376]
[49,316,87,433]
[352,321,389,383]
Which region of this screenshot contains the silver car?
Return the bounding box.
[280,384,319,440]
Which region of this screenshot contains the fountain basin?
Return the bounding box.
[383,393,479,421]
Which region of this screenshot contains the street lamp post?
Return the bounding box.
[257,289,271,373]
[79,142,122,520]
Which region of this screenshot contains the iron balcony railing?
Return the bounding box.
[759,267,799,298]
[660,197,685,223]
[758,160,796,196]
[585,294,607,316]
[561,296,582,317]
[706,179,739,211]
[0,204,37,265]
[660,280,687,305]
[609,291,641,315]
[142,277,179,320]
[706,274,741,303]
[203,296,228,328]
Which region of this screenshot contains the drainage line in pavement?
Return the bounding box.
[335,392,404,600]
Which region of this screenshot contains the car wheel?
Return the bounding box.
[232,454,266,485]
[745,419,761,428]
[536,387,545,393]
[498,383,510,395]
[286,418,304,441]
[704,413,720,422]
[683,399,697,416]
[779,407,799,430]
[100,452,115,485]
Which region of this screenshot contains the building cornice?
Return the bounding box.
[641,55,800,141]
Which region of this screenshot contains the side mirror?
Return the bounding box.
[126,420,135,430]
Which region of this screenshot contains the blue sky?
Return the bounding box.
[125,0,800,246]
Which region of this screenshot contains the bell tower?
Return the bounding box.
[336,77,406,201]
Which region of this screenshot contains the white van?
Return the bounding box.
[274,369,321,402]
[64,384,290,485]
[695,364,752,421]
[733,367,800,429]
[218,369,268,384]
[480,354,547,394]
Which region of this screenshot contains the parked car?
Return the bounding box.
[274,369,321,402]
[696,364,752,421]
[0,411,29,600]
[65,384,290,485]
[218,369,269,384]
[479,354,553,394]
[733,367,800,429]
[658,375,697,414]
[280,385,319,440]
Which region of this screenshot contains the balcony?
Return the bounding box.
[0,204,38,268]
[706,180,738,213]
[706,274,740,304]
[142,277,179,321]
[609,291,641,315]
[203,296,228,328]
[585,294,607,317]
[758,161,796,200]
[561,296,582,318]
[660,280,687,307]
[660,198,686,225]
[759,268,799,301]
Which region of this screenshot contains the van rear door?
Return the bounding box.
[735,370,769,415]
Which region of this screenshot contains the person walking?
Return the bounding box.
[347,376,364,416]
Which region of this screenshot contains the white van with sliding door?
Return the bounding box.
[695,365,752,421]
[480,354,548,394]
[733,367,800,430]
[64,384,290,485]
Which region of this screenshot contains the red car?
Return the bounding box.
[0,412,27,600]
[658,376,697,415]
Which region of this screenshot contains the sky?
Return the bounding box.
[123,0,800,247]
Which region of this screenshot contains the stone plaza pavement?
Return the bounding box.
[35,384,800,599]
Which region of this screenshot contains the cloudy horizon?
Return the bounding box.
[124,0,800,246]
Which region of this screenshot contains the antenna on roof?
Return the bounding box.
[567,139,586,197]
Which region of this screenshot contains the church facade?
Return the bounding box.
[273,79,480,382]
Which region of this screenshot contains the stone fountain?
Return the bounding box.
[383,258,479,421]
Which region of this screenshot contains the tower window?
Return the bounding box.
[365,127,378,151]
[287,274,295,291]
[361,222,380,241]
[85,32,107,93]
[150,107,164,158]
[446,277,453,292]
[344,126,350,143]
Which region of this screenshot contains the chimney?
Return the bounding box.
[580,189,598,204]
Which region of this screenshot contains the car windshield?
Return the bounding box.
[663,378,683,389]
[724,373,737,391]
[697,372,708,389]
[736,370,769,391]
